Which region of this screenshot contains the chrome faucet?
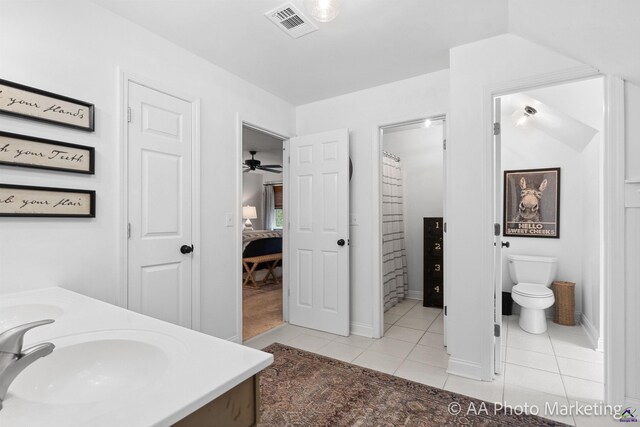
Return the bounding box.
[0,319,55,410]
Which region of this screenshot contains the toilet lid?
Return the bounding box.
[513,283,554,298]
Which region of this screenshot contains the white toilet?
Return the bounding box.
[507,254,558,334]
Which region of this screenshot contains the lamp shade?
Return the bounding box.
[242,205,257,219]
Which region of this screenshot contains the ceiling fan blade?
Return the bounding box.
[258,167,282,173]
[260,164,282,168]
[243,169,251,173]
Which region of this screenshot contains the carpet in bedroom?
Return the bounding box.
[243,281,283,341]
[259,343,568,427]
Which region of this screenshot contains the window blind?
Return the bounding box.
[274,185,283,209]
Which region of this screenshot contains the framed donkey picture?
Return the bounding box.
[503,168,560,238]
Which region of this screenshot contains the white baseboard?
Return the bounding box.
[447,357,484,380]
[581,314,604,352]
[407,290,423,300]
[350,321,374,338]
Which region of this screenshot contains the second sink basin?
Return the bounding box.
[8,330,185,405]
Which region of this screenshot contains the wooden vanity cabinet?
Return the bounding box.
[174,374,260,427]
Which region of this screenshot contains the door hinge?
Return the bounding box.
[127,222,131,239]
[127,107,132,123]
[493,122,501,135]
[494,324,501,337]
[288,288,290,297]
[444,306,447,316]
[443,222,447,233]
[288,156,290,164]
[443,139,447,150]
[494,223,500,236]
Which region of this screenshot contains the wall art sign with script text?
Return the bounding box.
[503,168,560,239]
[0,131,95,174]
[0,184,96,217]
[0,79,95,131]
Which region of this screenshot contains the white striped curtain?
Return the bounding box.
[382,155,409,311]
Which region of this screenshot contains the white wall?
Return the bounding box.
[624,82,640,403]
[242,173,264,230]
[0,1,295,342]
[296,71,449,336]
[382,124,444,298]
[447,34,587,380]
[499,78,604,340]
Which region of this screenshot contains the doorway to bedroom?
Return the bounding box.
[241,124,286,341]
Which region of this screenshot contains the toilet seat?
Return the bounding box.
[512,283,554,298]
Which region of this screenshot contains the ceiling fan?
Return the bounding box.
[243,150,283,173]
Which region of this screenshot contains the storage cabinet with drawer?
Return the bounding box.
[423,217,444,307]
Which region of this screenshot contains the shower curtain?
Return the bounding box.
[263,185,275,231]
[382,154,409,311]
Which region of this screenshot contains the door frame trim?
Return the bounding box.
[235,115,289,343]
[482,67,625,403]
[118,69,202,331]
[372,113,447,339]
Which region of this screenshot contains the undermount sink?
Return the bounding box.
[0,304,64,331]
[8,330,185,405]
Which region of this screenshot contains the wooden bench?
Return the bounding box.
[242,252,282,288]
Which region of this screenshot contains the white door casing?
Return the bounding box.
[288,129,350,336]
[493,97,504,375]
[127,81,194,328]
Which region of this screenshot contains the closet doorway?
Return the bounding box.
[377,116,447,344]
[241,123,287,342]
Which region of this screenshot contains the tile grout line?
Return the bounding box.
[549,333,577,426]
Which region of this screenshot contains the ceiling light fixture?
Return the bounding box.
[424,119,432,128]
[516,105,538,126]
[304,0,342,22]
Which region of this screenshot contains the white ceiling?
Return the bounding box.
[508,0,640,86]
[243,126,284,154]
[91,0,640,105]
[92,0,508,105]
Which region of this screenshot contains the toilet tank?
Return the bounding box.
[507,254,558,286]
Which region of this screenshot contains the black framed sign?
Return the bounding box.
[504,168,560,238]
[0,184,95,217]
[0,79,95,131]
[0,131,94,174]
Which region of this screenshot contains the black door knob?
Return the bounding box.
[337,239,346,247]
[501,241,510,248]
[180,244,194,254]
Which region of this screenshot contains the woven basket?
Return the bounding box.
[552,281,575,326]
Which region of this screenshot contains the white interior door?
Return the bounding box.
[493,97,504,375]
[288,129,350,336]
[127,82,193,328]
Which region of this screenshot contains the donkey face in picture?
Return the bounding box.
[513,177,548,222]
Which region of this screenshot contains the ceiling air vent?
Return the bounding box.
[265,3,318,39]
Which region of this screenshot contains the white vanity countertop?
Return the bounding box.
[0,287,273,426]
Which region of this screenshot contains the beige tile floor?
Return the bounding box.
[244,298,609,426]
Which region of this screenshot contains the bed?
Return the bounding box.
[242,230,283,288]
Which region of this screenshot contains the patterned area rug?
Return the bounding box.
[260,344,566,427]
[243,282,283,341]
